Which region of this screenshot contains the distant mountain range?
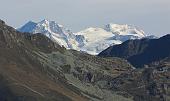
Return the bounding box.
[18,19,156,55]
[99,34,170,67]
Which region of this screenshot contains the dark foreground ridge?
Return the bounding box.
[0,19,169,101]
[99,35,170,68]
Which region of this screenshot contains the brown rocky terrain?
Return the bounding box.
[0,20,133,101]
[0,19,169,101]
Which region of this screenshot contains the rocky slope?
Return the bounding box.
[1,19,169,101]
[0,19,133,101]
[18,19,146,55]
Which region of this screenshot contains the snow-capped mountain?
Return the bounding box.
[18,19,81,49]
[104,24,145,41]
[76,24,146,54]
[75,27,122,55]
[18,19,146,55]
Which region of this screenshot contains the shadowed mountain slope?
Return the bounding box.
[99,35,170,67]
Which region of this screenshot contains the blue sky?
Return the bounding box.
[0,0,170,36]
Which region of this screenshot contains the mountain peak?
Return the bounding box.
[18,20,149,55]
[18,21,37,33]
[18,19,79,49]
[38,19,64,29]
[104,23,145,38]
[39,19,49,24]
[41,19,49,22]
[105,23,129,31]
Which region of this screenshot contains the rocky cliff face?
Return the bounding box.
[0,19,169,101]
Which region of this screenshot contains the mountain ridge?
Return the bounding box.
[18,19,149,55]
[99,34,170,67]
